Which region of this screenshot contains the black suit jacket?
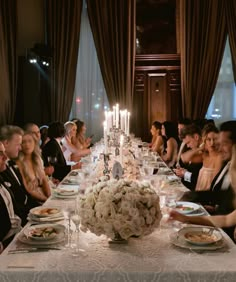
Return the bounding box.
[0,163,39,226]
[181,162,234,215]
[0,189,11,241]
[42,138,71,181]
[179,159,203,191]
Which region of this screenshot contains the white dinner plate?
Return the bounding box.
[29,206,61,218]
[28,213,64,223]
[54,188,78,196]
[170,201,201,215]
[178,226,223,246]
[24,224,65,241]
[60,179,80,185]
[18,230,65,246]
[170,230,225,251]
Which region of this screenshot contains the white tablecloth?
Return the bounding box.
[0,223,236,282]
[1,156,236,281]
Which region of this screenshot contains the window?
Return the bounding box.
[206,39,236,125]
[70,2,109,142]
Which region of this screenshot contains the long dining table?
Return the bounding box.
[0,144,236,282]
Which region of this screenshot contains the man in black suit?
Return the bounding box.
[174,124,203,190]
[42,121,81,181]
[0,125,39,226]
[0,142,21,250]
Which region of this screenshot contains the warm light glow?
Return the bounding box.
[76,97,81,103]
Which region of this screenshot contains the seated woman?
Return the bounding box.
[40,125,50,149]
[170,144,236,243]
[72,119,92,150]
[61,121,90,163]
[16,132,51,203]
[195,123,223,191]
[150,121,165,155]
[161,121,179,167]
[42,121,82,181]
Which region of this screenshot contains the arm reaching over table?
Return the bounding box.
[169,209,236,229]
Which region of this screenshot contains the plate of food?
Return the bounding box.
[24,224,65,241]
[178,226,223,246]
[60,178,80,185]
[171,201,200,215]
[54,188,78,196]
[29,207,61,218]
[170,230,225,251]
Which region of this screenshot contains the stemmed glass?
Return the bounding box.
[63,203,75,249]
[47,156,57,186]
[71,211,81,256]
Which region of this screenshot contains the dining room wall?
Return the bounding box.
[15,0,45,126]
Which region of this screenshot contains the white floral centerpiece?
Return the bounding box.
[78,179,162,240]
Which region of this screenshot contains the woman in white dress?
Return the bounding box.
[61,121,90,163]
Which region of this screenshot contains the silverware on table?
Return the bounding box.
[8,247,61,254]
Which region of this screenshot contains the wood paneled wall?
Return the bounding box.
[132,54,181,141]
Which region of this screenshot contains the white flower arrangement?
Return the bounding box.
[78,179,162,240]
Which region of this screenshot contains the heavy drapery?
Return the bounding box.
[225,0,236,83]
[0,0,17,125]
[180,0,227,119]
[86,0,136,111]
[46,0,82,121]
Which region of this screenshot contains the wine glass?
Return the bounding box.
[63,203,75,249]
[71,212,81,256]
[47,156,57,166]
[47,156,57,186]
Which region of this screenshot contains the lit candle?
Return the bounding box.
[120,134,124,165]
[124,109,127,135]
[127,112,130,136]
[103,121,108,154]
[113,106,116,127]
[116,103,119,128]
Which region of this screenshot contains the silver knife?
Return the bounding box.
[8,247,61,254]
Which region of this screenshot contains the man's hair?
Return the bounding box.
[0,125,24,141]
[178,117,192,126]
[47,121,65,139]
[180,124,201,139]
[220,121,236,144]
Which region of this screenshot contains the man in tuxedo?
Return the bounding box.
[174,124,203,190]
[42,121,81,181]
[0,142,21,251]
[0,125,39,226]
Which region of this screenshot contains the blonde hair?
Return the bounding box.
[64,121,77,136]
[17,132,44,185]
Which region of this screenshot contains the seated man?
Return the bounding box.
[42,121,82,181]
[173,124,203,190]
[0,125,39,226]
[0,142,21,251]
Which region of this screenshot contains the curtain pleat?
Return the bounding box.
[0,0,17,125]
[86,0,136,111]
[225,0,236,83]
[180,0,227,119]
[46,0,82,121]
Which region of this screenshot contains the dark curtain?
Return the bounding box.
[0,0,17,125]
[86,0,136,111]
[225,0,236,83]
[180,0,227,119]
[46,0,82,121]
